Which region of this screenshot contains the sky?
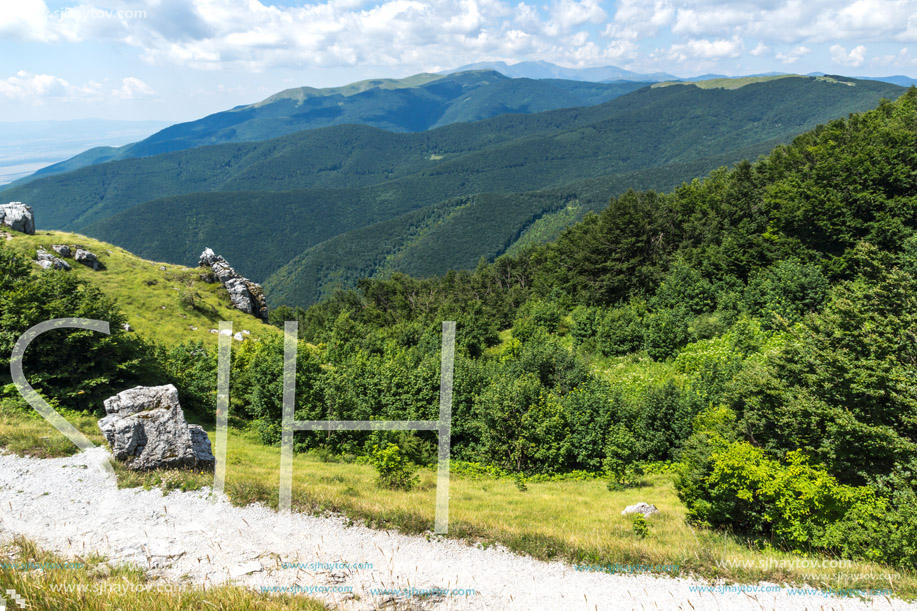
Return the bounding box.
[1,0,917,122]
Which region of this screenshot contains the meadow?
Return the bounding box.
[1,400,913,600]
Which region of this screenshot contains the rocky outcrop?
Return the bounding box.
[198,248,267,320]
[51,244,72,258]
[35,248,71,271]
[98,385,215,472]
[74,248,99,270]
[0,202,35,235]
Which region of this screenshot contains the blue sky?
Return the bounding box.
[2,0,917,122]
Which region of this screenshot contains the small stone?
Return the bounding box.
[242,330,250,335]
[210,329,219,334]
[228,560,263,579]
[122,323,133,332]
[233,332,244,341]
[51,245,72,258]
[159,266,166,271]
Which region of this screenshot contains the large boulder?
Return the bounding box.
[199,248,268,321]
[621,502,659,517]
[98,385,215,472]
[0,202,35,235]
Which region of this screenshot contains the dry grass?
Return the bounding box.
[0,537,329,610]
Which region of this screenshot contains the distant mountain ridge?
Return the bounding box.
[9,70,648,187]
[2,76,902,309]
[442,60,678,82]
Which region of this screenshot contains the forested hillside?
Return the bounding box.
[5,76,903,305]
[12,71,647,184]
[3,86,916,572]
[265,88,916,568]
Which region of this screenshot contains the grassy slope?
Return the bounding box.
[3,230,276,347]
[2,404,913,599]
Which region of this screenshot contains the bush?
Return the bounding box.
[603,424,637,486]
[679,440,901,563]
[631,514,650,538]
[369,444,419,490]
[0,250,146,412]
[642,306,690,361]
[511,299,562,342]
[595,302,645,356]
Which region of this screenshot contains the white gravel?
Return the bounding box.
[0,447,913,611]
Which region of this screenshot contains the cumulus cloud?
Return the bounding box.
[0,70,102,101]
[4,0,917,75]
[605,0,674,41]
[775,45,811,64]
[664,36,744,62]
[0,0,619,71]
[0,0,53,42]
[830,44,867,67]
[546,0,606,35]
[112,77,155,100]
[872,46,917,67]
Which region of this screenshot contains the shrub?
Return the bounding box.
[369,444,419,491]
[595,302,645,356]
[603,424,637,487]
[642,306,690,361]
[631,514,650,538]
[680,440,900,563]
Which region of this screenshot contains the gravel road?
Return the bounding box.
[0,447,912,611]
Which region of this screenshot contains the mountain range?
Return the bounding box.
[3,74,904,308]
[6,70,647,187]
[442,60,678,82]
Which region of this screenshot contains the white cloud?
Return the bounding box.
[830,44,867,67]
[0,70,102,101]
[0,0,52,42]
[872,46,917,67]
[112,77,155,100]
[605,0,674,41]
[672,6,749,37]
[546,0,606,36]
[5,0,917,76]
[664,36,744,63]
[775,45,811,64]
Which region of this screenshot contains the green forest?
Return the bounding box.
[4,76,903,307]
[2,87,916,573]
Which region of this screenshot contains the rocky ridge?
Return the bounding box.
[199,248,268,321]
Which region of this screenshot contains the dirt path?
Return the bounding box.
[0,448,911,611]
